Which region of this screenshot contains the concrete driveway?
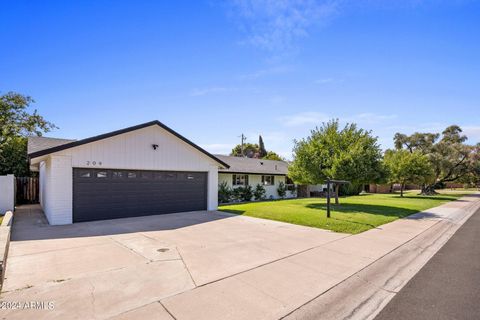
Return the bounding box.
[1,205,348,319]
[3,195,479,320]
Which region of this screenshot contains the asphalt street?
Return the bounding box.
[375,206,480,320]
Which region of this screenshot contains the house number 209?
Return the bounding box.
[86,161,102,166]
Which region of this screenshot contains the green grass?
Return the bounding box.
[219,191,470,234]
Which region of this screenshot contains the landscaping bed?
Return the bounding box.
[219,191,469,234]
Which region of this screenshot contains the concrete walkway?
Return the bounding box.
[1,194,479,320]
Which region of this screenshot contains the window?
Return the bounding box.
[233,174,248,186]
[79,171,91,178]
[96,171,107,178]
[187,174,195,180]
[127,172,137,179]
[262,175,275,186]
[112,171,123,179]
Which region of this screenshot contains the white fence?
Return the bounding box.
[0,175,15,214]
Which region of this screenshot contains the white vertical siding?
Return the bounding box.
[55,126,217,172]
[42,155,73,225]
[39,161,45,208]
[207,166,218,210]
[37,124,221,225]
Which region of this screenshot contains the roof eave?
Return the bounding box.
[27,120,230,169]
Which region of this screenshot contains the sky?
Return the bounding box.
[1,0,479,159]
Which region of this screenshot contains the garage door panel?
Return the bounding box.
[73,168,207,222]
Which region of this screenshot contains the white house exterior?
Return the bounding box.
[215,155,296,200]
[28,121,229,225]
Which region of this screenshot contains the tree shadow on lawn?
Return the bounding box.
[305,203,430,230]
[220,209,246,215]
[393,195,467,201]
[306,203,420,218]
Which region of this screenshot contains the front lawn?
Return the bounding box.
[219,191,469,234]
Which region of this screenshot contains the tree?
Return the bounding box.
[384,149,433,197]
[0,137,29,176]
[230,136,284,160]
[288,120,385,202]
[258,135,267,158]
[0,92,56,176]
[393,125,475,194]
[230,143,259,158]
[263,151,284,161]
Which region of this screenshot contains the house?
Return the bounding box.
[28,121,229,225]
[215,155,296,200]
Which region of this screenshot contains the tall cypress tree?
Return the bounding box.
[258,135,267,158]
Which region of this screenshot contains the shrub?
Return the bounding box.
[231,187,243,202]
[242,185,254,202]
[277,181,287,198]
[218,181,232,203]
[338,183,363,196]
[231,185,254,202]
[253,184,266,200]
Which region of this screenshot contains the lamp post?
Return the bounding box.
[325,179,350,219]
[326,178,331,218]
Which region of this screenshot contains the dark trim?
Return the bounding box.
[28,120,230,168]
[219,171,286,176]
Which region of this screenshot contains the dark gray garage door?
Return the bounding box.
[73,168,207,222]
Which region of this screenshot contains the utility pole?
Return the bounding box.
[239,134,247,157]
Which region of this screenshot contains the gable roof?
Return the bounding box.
[216,155,288,175]
[28,136,76,155]
[28,120,230,168]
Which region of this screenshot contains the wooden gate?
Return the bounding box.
[16,177,39,204]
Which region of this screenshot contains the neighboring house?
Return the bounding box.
[28,121,229,225]
[215,155,296,200]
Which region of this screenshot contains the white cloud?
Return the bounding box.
[228,0,339,52]
[462,126,480,143]
[278,111,330,127]
[189,87,237,96]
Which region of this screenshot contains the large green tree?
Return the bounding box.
[394,125,476,194]
[0,92,56,176]
[384,149,433,197]
[289,119,385,201]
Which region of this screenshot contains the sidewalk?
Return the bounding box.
[159,193,480,320]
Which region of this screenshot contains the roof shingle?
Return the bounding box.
[27,136,76,155]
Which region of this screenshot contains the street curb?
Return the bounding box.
[0,211,13,293]
[283,193,480,320]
